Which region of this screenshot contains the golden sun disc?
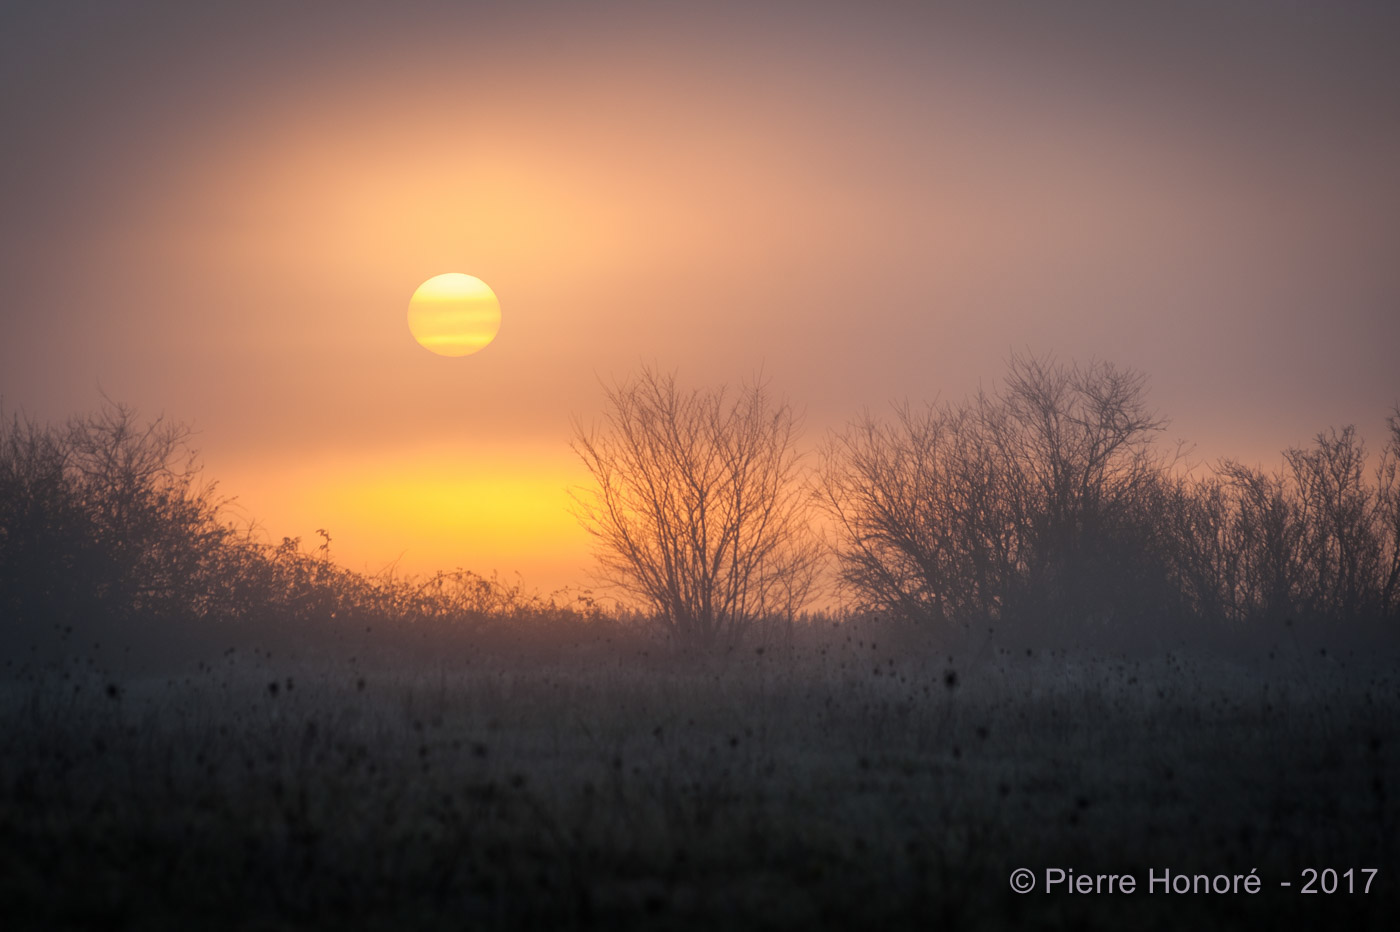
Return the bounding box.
[407,273,501,356]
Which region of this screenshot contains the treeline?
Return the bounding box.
[818,355,1400,646]
[0,402,610,668]
[3,355,1398,667]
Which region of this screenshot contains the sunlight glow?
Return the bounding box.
[217,446,594,592]
[407,273,502,356]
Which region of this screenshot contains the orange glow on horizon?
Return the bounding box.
[215,446,595,596]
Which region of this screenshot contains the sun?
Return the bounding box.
[407,273,502,356]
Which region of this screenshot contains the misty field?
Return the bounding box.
[2,627,1395,930]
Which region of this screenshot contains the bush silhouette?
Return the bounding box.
[817,353,1400,647]
[0,400,611,669]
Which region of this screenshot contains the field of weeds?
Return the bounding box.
[1,632,1396,930]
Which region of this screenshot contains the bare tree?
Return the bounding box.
[817,401,1021,627]
[1285,425,1381,620]
[1212,460,1308,624]
[1157,471,1242,623]
[992,354,1172,626]
[818,352,1174,639]
[1377,407,1400,616]
[570,368,822,650]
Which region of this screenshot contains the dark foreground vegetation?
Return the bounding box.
[2,356,1398,929]
[2,634,1397,930]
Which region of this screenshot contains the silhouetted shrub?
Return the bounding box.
[1161,418,1400,630]
[818,354,1179,645]
[818,354,1400,646]
[0,401,613,670]
[1,402,231,648]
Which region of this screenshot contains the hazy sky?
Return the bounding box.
[3,1,1398,592]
